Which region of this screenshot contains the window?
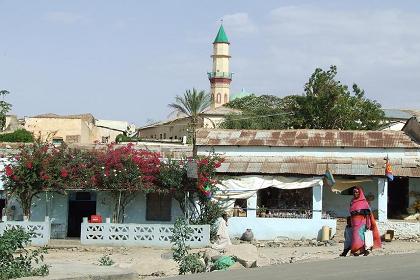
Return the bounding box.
[163,133,166,139]
[341,187,355,196]
[160,134,162,139]
[102,136,109,144]
[52,138,64,146]
[146,193,172,221]
[216,93,221,103]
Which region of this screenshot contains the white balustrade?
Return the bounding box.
[0,216,51,246]
[81,220,210,248]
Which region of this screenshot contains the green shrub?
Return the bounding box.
[0,228,49,280]
[98,254,114,266]
[0,129,33,143]
[170,218,205,275]
[115,134,139,143]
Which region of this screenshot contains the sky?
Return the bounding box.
[1,0,420,126]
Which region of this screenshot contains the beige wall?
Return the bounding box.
[139,118,192,140]
[24,118,93,144]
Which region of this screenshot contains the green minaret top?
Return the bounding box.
[213,25,229,44]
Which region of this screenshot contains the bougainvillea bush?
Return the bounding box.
[2,140,224,229]
[93,143,161,222]
[158,153,225,239]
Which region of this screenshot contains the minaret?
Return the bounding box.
[208,24,232,108]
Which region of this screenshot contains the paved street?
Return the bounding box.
[167,252,420,280]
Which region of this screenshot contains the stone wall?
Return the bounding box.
[377,220,420,240]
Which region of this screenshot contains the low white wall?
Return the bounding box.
[81,220,210,248]
[0,216,50,246]
[377,220,420,240]
[228,217,337,240]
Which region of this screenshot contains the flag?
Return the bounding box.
[323,168,336,188]
[385,159,394,181]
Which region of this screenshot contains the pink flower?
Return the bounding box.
[26,162,33,169]
[60,168,68,178]
[5,165,13,177]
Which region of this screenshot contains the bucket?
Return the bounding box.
[321,226,330,241]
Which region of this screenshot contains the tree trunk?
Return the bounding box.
[19,193,32,220]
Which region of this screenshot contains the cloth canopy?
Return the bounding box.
[330,178,372,193]
[215,175,323,201]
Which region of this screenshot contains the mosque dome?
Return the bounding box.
[230,88,253,101]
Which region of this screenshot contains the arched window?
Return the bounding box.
[224,94,228,103]
[216,93,221,103]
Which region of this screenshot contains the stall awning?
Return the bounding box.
[215,175,323,200]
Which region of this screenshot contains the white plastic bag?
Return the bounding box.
[364,229,374,250]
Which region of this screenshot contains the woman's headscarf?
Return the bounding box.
[350,186,370,212]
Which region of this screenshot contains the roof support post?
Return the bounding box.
[377,178,388,221]
[312,181,323,220]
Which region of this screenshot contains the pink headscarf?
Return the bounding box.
[350,186,370,212]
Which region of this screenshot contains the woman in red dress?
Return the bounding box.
[349,186,381,255]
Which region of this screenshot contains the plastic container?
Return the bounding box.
[321,225,330,241]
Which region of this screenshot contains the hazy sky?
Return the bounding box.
[1,0,419,126]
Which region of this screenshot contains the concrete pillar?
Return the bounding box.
[377,178,388,221]
[312,183,323,220]
[247,193,257,218]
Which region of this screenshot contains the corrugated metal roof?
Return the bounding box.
[197,129,420,149]
[216,156,420,177]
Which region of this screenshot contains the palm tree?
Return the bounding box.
[169,88,211,157]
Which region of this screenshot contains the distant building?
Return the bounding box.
[138,106,240,141]
[382,109,420,131]
[24,113,135,145]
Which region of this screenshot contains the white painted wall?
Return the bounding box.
[322,179,379,218]
[198,146,419,158]
[228,217,336,240]
[96,192,184,224]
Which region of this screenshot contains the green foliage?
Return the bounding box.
[168,88,211,156]
[0,129,34,143]
[284,65,385,130]
[115,134,139,143]
[0,90,12,131]
[0,228,49,280]
[222,66,385,130]
[98,254,115,266]
[171,218,205,275]
[222,94,288,129]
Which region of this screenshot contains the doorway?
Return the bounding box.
[0,198,5,217]
[67,192,96,237]
[388,177,409,219]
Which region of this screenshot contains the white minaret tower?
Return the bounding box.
[208,24,232,108]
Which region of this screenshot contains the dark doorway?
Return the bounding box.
[67,192,96,237]
[0,198,5,217]
[388,177,409,219]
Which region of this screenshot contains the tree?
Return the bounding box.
[169,89,211,157]
[284,65,385,130]
[0,90,12,131]
[221,94,289,129]
[221,65,385,130]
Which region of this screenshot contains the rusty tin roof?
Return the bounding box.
[197,129,420,149]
